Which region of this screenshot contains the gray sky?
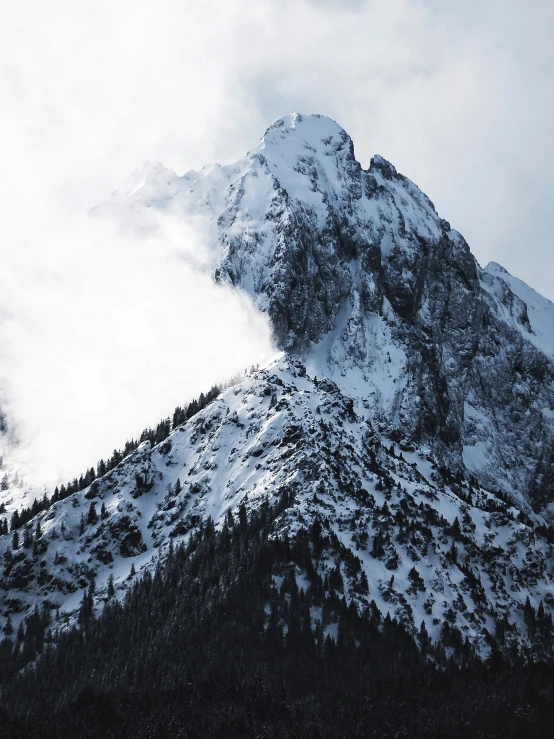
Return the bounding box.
[1,0,553,483]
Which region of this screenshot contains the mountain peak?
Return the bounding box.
[106,161,180,208]
[261,112,351,147]
[484,260,509,276]
[253,113,356,171]
[369,153,398,180]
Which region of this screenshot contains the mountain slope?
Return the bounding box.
[3,507,554,738]
[0,357,552,656]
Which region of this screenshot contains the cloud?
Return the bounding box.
[3,1,554,294]
[0,213,274,485]
[1,0,554,486]
[305,0,370,10]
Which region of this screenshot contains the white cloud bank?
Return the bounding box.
[0,213,273,485]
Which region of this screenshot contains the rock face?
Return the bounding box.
[2,113,554,655]
[99,112,554,513]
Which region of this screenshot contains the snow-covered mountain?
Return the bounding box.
[97,113,554,513]
[2,113,554,656]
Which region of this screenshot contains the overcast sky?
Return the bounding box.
[1,0,553,484]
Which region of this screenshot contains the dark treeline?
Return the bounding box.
[1,377,241,536]
[0,497,553,737]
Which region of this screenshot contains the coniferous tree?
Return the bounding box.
[78,587,93,626]
[524,596,536,633]
[3,614,13,636]
[10,510,20,531]
[447,541,458,565]
[87,502,98,526]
